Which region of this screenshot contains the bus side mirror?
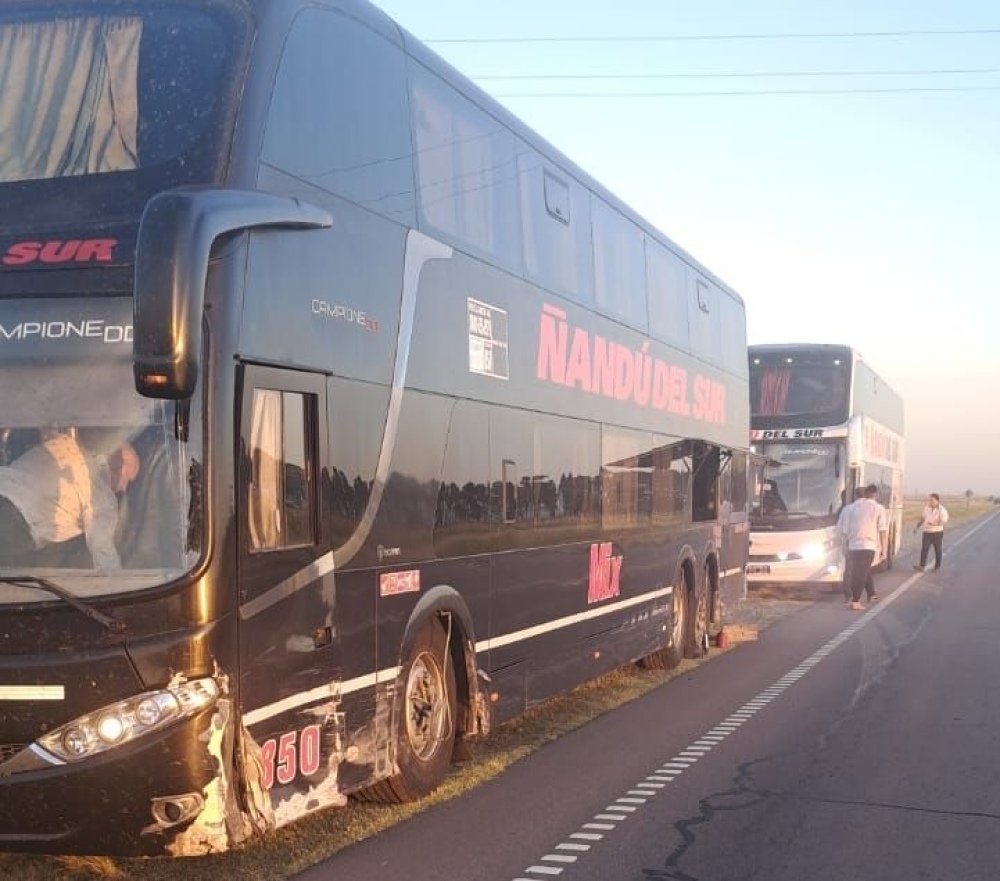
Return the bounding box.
[133,187,332,399]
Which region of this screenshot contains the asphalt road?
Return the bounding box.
[297,511,1000,881]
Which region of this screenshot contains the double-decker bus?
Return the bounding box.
[747,343,905,587]
[0,0,749,855]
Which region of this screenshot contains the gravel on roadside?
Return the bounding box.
[719,584,824,644]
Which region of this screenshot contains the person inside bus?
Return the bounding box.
[0,429,140,570]
[761,479,787,514]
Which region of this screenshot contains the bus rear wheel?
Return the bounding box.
[359,619,456,804]
[639,572,686,670]
[685,569,711,658]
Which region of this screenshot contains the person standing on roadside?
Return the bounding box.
[836,487,865,601]
[840,483,888,610]
[914,492,949,572]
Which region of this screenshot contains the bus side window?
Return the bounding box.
[248,389,316,552]
[692,441,721,522]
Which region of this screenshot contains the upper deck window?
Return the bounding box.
[0,3,248,228]
[591,197,646,330]
[517,148,594,304]
[411,65,522,271]
[0,16,142,182]
[749,352,851,426]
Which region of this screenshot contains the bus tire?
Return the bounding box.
[639,572,687,670]
[685,569,710,659]
[360,619,456,804]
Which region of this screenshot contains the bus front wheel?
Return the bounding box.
[360,619,456,804]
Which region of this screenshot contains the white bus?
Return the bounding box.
[747,344,904,586]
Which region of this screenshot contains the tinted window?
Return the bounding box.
[601,427,654,528]
[689,277,722,363]
[651,437,691,524]
[262,9,415,223]
[720,290,748,377]
[324,377,388,552]
[726,448,748,515]
[434,400,491,556]
[410,64,522,270]
[518,147,594,303]
[490,408,600,549]
[592,197,646,329]
[646,238,690,350]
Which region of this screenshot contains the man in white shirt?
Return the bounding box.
[837,487,864,601]
[839,483,888,611]
[0,431,139,569]
[914,492,949,572]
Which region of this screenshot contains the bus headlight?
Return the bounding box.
[34,677,219,765]
[799,542,825,561]
[97,713,126,744]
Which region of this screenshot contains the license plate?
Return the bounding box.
[746,564,771,575]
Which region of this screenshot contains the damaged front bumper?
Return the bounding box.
[0,677,250,856]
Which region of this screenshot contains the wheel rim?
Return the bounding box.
[404,651,447,762]
[671,577,686,649]
[695,575,710,648]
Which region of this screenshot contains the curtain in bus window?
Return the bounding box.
[249,389,283,551]
[758,368,791,416]
[0,16,140,182]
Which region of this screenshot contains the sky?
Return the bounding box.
[373,0,1000,496]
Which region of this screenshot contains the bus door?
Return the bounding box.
[847,466,861,503]
[719,449,749,607]
[235,365,341,803]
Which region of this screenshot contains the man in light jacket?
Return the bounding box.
[914,493,949,572]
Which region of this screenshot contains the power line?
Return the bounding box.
[492,84,1000,98]
[427,27,1000,45]
[474,67,1000,81]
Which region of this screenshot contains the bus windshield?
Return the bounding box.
[0,300,202,601]
[0,1,248,228]
[752,441,845,523]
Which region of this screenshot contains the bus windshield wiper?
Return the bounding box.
[0,576,126,634]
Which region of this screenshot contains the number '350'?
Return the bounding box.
[260,724,322,789]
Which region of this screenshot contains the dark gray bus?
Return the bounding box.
[0,0,749,855]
